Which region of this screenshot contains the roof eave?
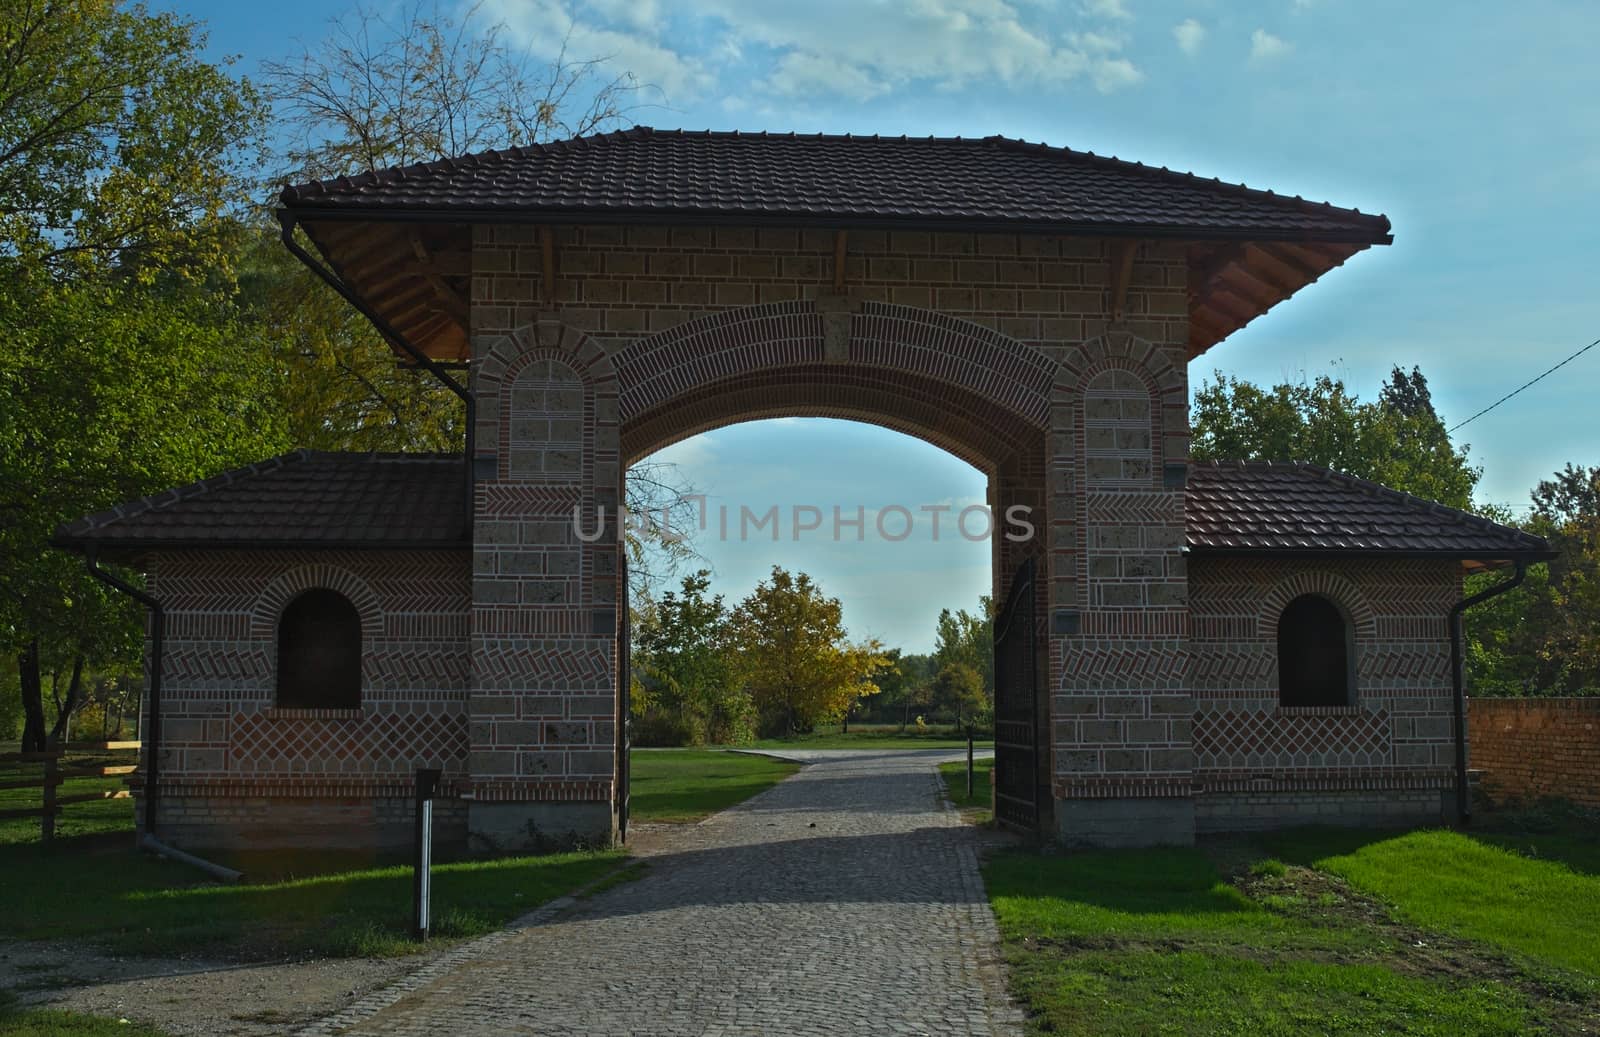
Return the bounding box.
[280,204,1393,246]
[1185,546,1556,567]
[53,535,471,554]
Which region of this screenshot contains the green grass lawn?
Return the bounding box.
[1,839,624,960]
[1267,826,1600,979]
[0,747,787,960]
[938,756,993,824]
[628,749,800,822]
[739,723,982,751]
[985,822,1600,1035]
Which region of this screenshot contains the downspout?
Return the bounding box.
[276,210,477,533]
[85,550,163,836]
[84,552,245,883]
[1448,560,1527,827]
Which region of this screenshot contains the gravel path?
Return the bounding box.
[311,748,1021,1036]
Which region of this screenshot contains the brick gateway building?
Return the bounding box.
[58,129,1550,851]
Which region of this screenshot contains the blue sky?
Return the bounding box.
[175,0,1600,651]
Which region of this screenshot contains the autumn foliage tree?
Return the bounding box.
[731,567,885,737]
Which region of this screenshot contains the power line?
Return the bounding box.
[1448,335,1600,434]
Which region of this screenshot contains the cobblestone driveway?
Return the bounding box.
[309,749,1021,1036]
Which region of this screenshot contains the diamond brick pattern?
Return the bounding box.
[230,709,468,775]
[1193,708,1390,770]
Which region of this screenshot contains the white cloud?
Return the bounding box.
[1250,28,1293,60]
[582,0,661,32]
[1070,31,1125,54]
[765,51,890,101]
[490,0,1149,106]
[484,0,713,102]
[1081,0,1132,20]
[1091,57,1142,92]
[710,0,1147,97]
[1173,18,1206,56]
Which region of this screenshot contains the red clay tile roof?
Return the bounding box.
[279,127,1392,243]
[58,453,1546,568]
[54,451,467,553]
[1187,461,1550,562]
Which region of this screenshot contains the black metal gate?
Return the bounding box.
[616,558,631,842]
[992,556,1038,831]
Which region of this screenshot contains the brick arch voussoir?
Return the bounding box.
[613,301,1054,434]
[250,563,384,642]
[622,368,1039,471]
[1055,328,1181,398]
[1258,570,1379,642]
[477,325,617,396]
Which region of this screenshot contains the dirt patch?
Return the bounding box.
[0,938,429,1036]
[1232,862,1600,1035]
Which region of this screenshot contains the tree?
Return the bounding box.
[930,662,987,728]
[933,600,994,702]
[0,0,267,283]
[1190,366,1481,510]
[1,281,289,749]
[0,2,278,750]
[630,571,751,745]
[1467,464,1600,697]
[254,1,635,456]
[262,1,636,187]
[233,230,463,452]
[257,2,695,587]
[731,567,885,736]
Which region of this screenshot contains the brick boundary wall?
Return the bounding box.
[1468,697,1600,809]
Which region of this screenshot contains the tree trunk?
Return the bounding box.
[47,654,86,746]
[18,640,47,753]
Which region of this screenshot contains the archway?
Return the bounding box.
[465,302,1057,846]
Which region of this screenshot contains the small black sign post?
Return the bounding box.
[413,768,442,941]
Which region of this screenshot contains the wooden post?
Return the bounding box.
[41,755,56,843]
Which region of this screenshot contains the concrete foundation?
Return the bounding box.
[466,800,616,854]
[1055,796,1196,848]
[144,793,467,854]
[1194,788,1451,833]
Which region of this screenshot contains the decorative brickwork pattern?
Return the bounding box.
[141,549,470,837]
[1469,697,1600,809]
[121,222,1449,850]
[468,325,620,810]
[1049,325,1191,805]
[1188,556,1460,807]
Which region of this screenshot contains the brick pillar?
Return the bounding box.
[465,318,620,852]
[1049,326,1194,847]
